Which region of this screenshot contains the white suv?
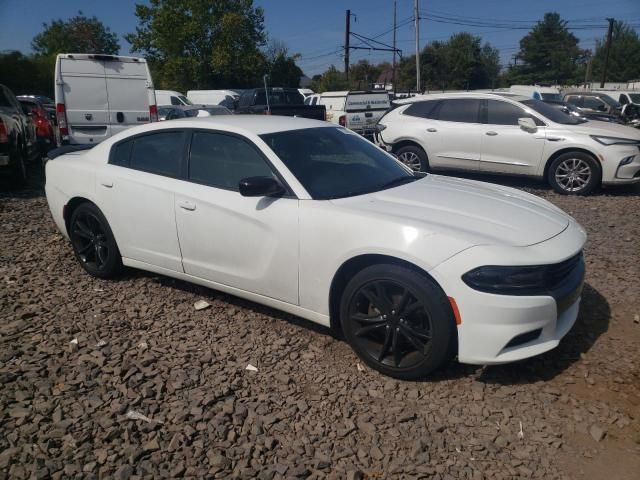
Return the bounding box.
[376,93,640,195]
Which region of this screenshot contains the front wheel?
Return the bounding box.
[69,203,122,278]
[547,152,600,195]
[340,264,456,379]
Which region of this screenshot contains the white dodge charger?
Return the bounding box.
[45,116,586,379]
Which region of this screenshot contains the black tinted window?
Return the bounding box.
[583,96,605,110]
[0,88,13,108]
[170,96,181,106]
[486,100,530,125]
[189,132,273,190]
[130,132,184,177]
[437,99,480,123]
[110,139,133,166]
[404,100,440,119]
[565,96,582,107]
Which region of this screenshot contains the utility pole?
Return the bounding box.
[345,9,351,82]
[392,0,397,92]
[600,17,615,88]
[414,0,420,92]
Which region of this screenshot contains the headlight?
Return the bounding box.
[462,265,548,295]
[462,253,585,296]
[590,135,640,146]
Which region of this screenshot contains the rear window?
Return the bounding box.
[437,99,481,123]
[255,89,304,106]
[404,100,440,119]
[129,131,184,177]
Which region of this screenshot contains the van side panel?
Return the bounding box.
[60,58,110,144]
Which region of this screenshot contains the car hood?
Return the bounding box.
[331,175,570,247]
[564,119,640,139]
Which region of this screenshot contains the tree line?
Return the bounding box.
[1,2,639,97]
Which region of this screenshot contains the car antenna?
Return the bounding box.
[263,74,271,115]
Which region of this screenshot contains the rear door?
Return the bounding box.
[104,59,151,137]
[427,98,483,171]
[479,99,546,175]
[60,58,110,144]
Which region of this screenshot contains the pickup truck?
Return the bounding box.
[235,88,326,120]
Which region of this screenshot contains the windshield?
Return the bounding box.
[178,95,193,105]
[628,93,640,104]
[260,127,416,200]
[522,99,584,125]
[540,93,561,101]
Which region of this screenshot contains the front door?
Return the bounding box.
[174,130,299,305]
[479,99,547,176]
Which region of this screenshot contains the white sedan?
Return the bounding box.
[45,116,586,379]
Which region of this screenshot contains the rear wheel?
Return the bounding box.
[340,264,456,379]
[69,203,122,278]
[395,145,429,172]
[547,152,600,195]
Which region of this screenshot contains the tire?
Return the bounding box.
[339,264,456,380]
[395,145,429,172]
[69,203,122,279]
[547,152,600,195]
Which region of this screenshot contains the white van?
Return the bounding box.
[54,54,157,145]
[298,88,315,98]
[508,85,562,101]
[186,89,238,106]
[155,90,192,106]
[319,90,391,136]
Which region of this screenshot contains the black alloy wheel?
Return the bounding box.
[69,203,122,278]
[340,264,456,379]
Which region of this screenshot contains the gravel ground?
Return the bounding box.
[1,168,639,480]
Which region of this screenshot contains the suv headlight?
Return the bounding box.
[590,135,640,146]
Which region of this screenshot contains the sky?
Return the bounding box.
[0,0,639,77]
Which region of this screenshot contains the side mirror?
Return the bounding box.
[518,117,537,132]
[239,176,285,197]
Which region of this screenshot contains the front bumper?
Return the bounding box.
[600,146,640,185]
[430,219,586,365]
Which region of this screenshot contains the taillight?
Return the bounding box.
[56,103,68,136]
[149,104,158,122]
[0,119,7,143]
[339,115,346,127]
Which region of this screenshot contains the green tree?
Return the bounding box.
[265,39,303,88]
[0,52,55,97]
[591,21,640,83]
[32,13,119,56]
[507,12,588,85]
[348,60,384,89]
[126,0,267,91]
[310,65,348,93]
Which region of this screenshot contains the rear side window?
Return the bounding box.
[189,132,273,190]
[437,99,481,123]
[110,139,134,166]
[130,131,184,177]
[565,96,582,107]
[619,94,628,105]
[486,99,543,126]
[404,100,440,119]
[583,96,605,110]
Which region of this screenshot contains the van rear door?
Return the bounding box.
[59,57,110,144]
[104,59,151,137]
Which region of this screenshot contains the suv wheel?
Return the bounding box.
[548,152,600,195]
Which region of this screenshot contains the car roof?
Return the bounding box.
[394,92,531,104]
[115,115,334,138]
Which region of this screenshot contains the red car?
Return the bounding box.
[17,96,57,155]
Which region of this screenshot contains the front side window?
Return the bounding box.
[130,131,184,177]
[404,100,440,119]
[583,96,605,110]
[170,96,181,106]
[565,96,582,107]
[189,132,274,190]
[260,127,416,200]
[486,99,544,126]
[437,99,481,123]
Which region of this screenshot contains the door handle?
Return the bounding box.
[100,181,113,188]
[485,131,498,136]
[178,200,196,211]
[426,128,437,132]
